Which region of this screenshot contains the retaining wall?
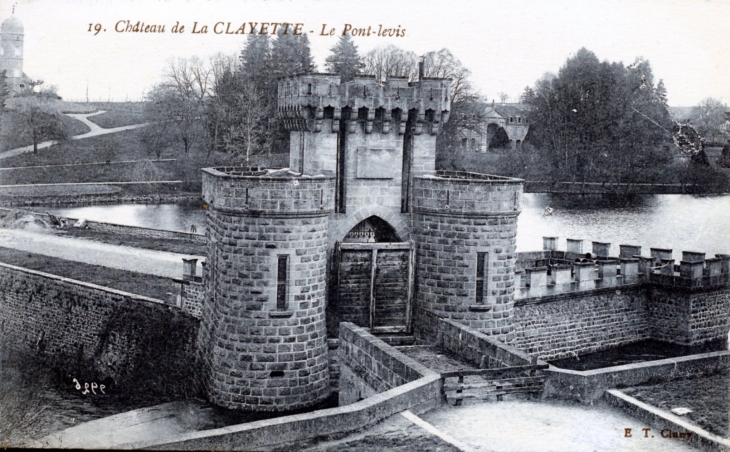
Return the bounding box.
[81,219,205,243]
[0,262,200,397]
[512,287,650,360]
[438,318,536,368]
[338,322,440,405]
[545,350,730,403]
[0,192,200,207]
[126,322,441,451]
[0,207,205,243]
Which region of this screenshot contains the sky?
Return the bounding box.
[2,0,729,106]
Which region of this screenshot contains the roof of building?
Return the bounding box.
[488,104,528,117]
[1,15,23,34]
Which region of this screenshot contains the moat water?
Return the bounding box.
[44,194,730,259]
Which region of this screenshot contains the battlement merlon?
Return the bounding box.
[277,73,452,134]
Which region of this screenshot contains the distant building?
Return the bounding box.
[457,102,530,152]
[0,13,31,94]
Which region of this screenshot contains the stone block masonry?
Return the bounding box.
[512,287,649,360]
[413,171,523,343]
[198,168,335,412]
[649,286,730,345]
[338,322,439,406]
[0,262,199,398]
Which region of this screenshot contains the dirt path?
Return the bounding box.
[0,111,148,160]
[0,228,203,279]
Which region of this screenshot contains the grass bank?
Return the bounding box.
[0,246,178,301]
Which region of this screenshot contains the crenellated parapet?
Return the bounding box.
[515,237,730,300]
[277,73,451,135]
[201,167,335,216]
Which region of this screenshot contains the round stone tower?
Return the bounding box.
[0,13,24,93]
[197,167,335,411]
[413,171,523,343]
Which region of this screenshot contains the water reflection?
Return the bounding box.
[518,194,730,259]
[44,194,730,259]
[46,200,207,234]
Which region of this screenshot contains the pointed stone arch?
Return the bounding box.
[331,207,410,246]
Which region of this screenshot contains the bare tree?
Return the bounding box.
[690,97,727,145]
[420,49,485,154]
[363,45,419,82]
[144,56,221,154]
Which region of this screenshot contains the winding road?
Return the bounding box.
[0,110,148,160]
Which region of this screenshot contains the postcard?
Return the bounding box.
[0,0,728,450]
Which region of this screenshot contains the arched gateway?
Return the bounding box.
[328,216,414,333]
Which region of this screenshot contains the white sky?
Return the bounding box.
[3,0,730,106]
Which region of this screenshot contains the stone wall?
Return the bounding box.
[0,192,198,207]
[198,169,335,411]
[413,172,523,342]
[548,351,730,403]
[512,287,649,360]
[83,220,205,243]
[438,318,535,368]
[179,279,204,318]
[649,286,730,345]
[0,263,199,397]
[338,322,438,406]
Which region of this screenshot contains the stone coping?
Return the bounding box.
[605,389,730,452]
[0,262,168,307]
[416,171,523,184]
[548,350,730,377]
[203,166,335,180]
[545,350,730,404]
[121,325,443,450]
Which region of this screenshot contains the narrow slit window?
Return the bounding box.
[476,252,487,304]
[276,255,288,310]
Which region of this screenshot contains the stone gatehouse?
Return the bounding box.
[197,70,529,411]
[194,69,730,413]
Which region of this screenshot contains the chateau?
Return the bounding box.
[1,61,729,451]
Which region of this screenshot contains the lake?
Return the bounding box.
[45,194,730,260]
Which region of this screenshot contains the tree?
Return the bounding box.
[1,88,69,153]
[526,49,673,183]
[144,57,217,155]
[690,98,727,145]
[655,79,668,108]
[498,92,509,104]
[363,45,418,82]
[0,70,10,111]
[271,29,315,79]
[519,86,535,105]
[325,35,365,83]
[419,49,484,155]
[210,29,316,160]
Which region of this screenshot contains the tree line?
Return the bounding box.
[509,48,727,191]
[144,38,729,191]
[144,33,484,164]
